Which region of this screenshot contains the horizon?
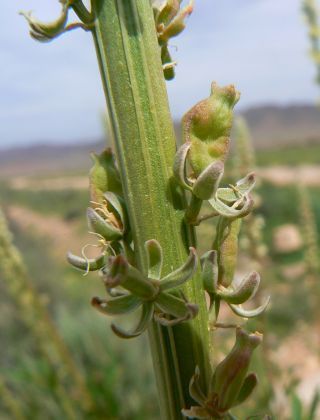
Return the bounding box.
[0,0,318,148]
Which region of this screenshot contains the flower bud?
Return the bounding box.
[20,1,69,42]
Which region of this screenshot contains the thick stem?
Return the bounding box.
[91,0,210,417]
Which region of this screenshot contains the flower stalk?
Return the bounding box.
[20,1,271,418]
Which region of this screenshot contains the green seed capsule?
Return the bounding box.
[182,82,240,176]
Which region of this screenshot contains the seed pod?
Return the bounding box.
[89,149,122,205]
[182,82,240,176]
[209,328,262,414]
[215,218,241,287]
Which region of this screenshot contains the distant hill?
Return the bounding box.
[0,103,319,178]
[241,104,320,149]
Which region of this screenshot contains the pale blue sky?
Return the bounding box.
[0,0,317,148]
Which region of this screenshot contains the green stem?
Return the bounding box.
[90,0,210,417]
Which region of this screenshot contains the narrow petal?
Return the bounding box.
[145,239,163,280]
[189,366,207,406]
[155,292,189,318]
[217,272,260,304]
[91,295,141,315]
[111,302,153,339]
[217,173,255,204]
[103,192,128,232]
[67,251,105,271]
[106,255,158,299]
[160,248,197,291]
[201,250,218,294]
[173,142,193,191]
[208,195,253,219]
[192,161,224,200]
[229,296,270,318]
[233,373,258,407]
[181,406,209,419]
[87,207,122,240]
[155,302,198,326]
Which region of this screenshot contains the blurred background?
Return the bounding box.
[0,0,319,418]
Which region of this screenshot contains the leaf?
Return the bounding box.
[308,389,320,420]
[160,247,197,291]
[291,393,303,420]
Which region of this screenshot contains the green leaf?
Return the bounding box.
[307,389,320,420]
[291,393,303,420]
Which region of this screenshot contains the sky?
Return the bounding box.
[0,0,318,148]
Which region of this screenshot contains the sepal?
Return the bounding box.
[67,251,105,272]
[229,296,270,318]
[93,240,199,338]
[103,255,158,300]
[201,249,270,319]
[160,247,197,291]
[91,294,141,316]
[145,239,163,280]
[111,302,153,339]
[183,329,262,418]
[217,271,260,304]
[87,207,123,241]
[20,1,69,42]
[192,161,224,200]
